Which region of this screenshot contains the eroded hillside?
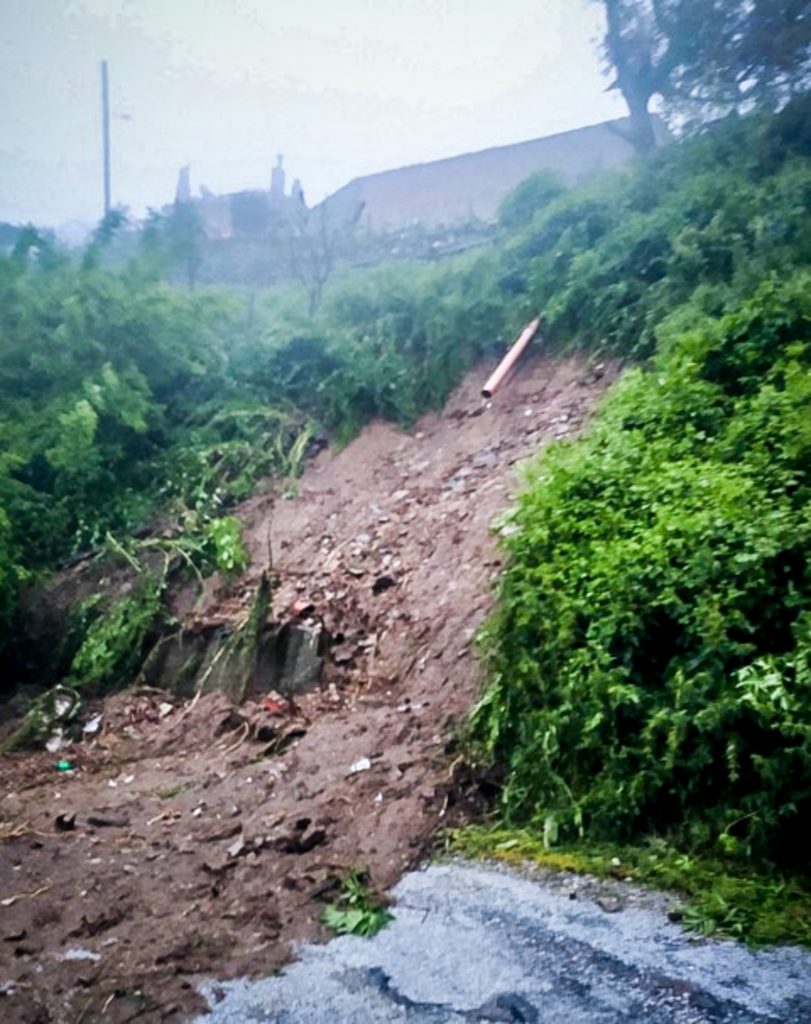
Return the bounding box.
[0,351,615,1024]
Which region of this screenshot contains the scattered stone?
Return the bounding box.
[332,643,358,666]
[227,836,247,859]
[596,895,624,914]
[201,822,242,844]
[472,450,499,470]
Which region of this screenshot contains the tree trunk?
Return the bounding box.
[603,0,659,155]
[625,87,657,154]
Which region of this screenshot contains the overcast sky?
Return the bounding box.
[0,0,625,229]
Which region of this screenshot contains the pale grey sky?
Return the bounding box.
[0,0,625,228]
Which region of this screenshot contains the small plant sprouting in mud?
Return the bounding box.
[322,870,393,938]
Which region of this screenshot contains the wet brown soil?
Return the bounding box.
[0,352,616,1023]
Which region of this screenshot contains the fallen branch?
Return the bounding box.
[0,821,30,842]
[219,720,250,757]
[1,883,52,907]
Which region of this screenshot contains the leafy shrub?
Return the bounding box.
[498,170,567,230]
[199,516,250,577]
[66,575,164,691]
[310,254,509,441]
[472,276,811,868]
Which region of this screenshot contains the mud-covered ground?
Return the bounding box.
[0,353,615,1024]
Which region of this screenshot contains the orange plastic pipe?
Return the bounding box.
[481,317,541,399]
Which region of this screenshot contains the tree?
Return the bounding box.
[81,208,128,271]
[285,204,341,316]
[139,203,204,288]
[671,1,811,116]
[599,0,811,153]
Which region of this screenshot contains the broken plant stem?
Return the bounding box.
[1,883,52,906]
[104,531,143,574]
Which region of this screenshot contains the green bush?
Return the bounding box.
[473,276,811,867]
[498,170,567,231]
[503,108,811,357]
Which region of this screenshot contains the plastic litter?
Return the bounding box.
[61,948,101,962]
[45,732,65,753]
[83,713,103,735]
[263,691,287,715]
[54,694,74,718]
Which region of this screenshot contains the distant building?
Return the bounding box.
[167,116,667,248]
[169,156,305,240]
[270,154,286,199]
[317,116,668,231]
[175,165,192,204]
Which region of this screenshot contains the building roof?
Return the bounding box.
[318,116,665,231]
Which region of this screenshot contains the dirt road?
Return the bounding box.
[0,352,614,1023]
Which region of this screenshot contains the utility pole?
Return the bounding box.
[101,59,111,216]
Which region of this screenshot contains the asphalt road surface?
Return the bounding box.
[197,862,811,1023]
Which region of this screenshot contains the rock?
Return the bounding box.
[332,643,358,666]
[273,622,325,696]
[596,895,623,914]
[472,450,499,470]
[201,823,242,844]
[227,836,247,859]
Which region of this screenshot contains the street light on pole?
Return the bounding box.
[101,59,111,217]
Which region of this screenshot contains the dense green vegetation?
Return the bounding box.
[501,100,811,356]
[469,99,811,940]
[0,228,507,690]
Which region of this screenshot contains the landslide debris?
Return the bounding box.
[0,352,615,1024]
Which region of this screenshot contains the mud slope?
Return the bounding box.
[0,352,615,1024]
